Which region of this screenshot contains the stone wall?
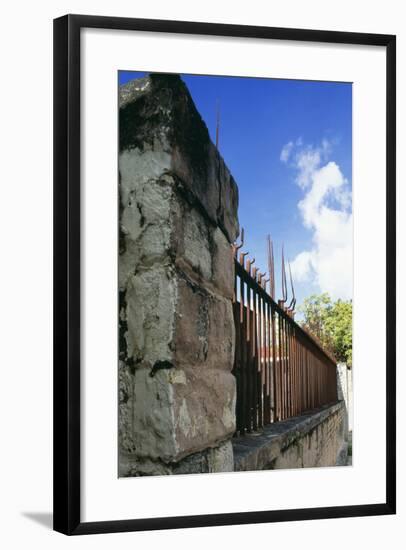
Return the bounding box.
[233,402,348,471]
[118,74,239,476]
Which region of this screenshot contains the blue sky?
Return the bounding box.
[119,71,352,308]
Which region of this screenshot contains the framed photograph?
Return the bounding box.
[53,14,396,535]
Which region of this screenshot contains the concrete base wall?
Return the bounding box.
[233,402,348,472]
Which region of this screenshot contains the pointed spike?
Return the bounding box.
[271,239,275,298]
[281,244,287,302]
[284,253,287,301]
[233,226,245,255]
[248,257,256,277]
[267,235,275,299]
[281,244,283,297]
[288,260,296,311]
[239,251,249,267]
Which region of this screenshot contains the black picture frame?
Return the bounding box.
[53,14,396,536]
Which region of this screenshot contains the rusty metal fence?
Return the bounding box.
[233,255,338,435]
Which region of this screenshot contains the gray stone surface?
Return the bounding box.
[172,440,234,475]
[118,74,239,475]
[119,74,239,243]
[233,402,347,472]
[120,439,234,477]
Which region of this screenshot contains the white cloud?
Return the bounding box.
[290,250,313,282]
[280,141,293,163]
[295,147,321,188]
[286,139,352,301]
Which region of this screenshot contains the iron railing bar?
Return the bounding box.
[235,260,336,366]
[232,257,338,435]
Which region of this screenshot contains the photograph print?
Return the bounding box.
[118,71,353,477]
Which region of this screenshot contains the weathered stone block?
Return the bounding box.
[172,367,236,458]
[174,276,235,370]
[172,276,209,367]
[218,156,239,243]
[123,266,235,371]
[119,164,174,290]
[131,367,178,463]
[118,73,240,475]
[173,199,234,299]
[118,360,135,454]
[119,165,233,298]
[208,439,234,472]
[181,206,212,281]
[211,227,235,299]
[206,294,235,369]
[172,440,234,474]
[125,267,177,365]
[128,366,236,464]
[120,438,234,477]
[119,73,239,243]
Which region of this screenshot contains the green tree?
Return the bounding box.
[299,293,352,366]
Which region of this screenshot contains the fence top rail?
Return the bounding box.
[234,259,337,366]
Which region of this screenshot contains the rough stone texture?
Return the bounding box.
[172,440,234,474]
[120,440,234,477]
[119,74,239,475]
[120,366,236,464]
[233,402,348,472]
[174,277,235,370]
[118,360,135,455]
[119,74,239,242]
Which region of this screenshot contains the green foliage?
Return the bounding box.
[299,293,352,366]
